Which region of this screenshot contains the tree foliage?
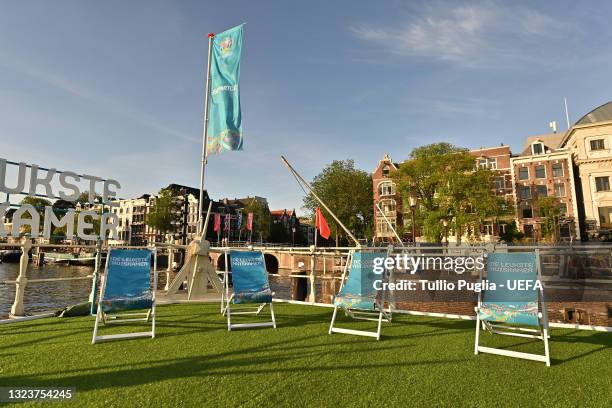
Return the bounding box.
[146,188,181,235]
[240,198,271,241]
[392,143,513,243]
[499,221,524,243]
[538,196,561,241]
[303,159,373,244]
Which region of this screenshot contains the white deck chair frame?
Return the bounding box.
[223,250,276,331]
[329,249,392,340]
[92,249,158,344]
[474,249,551,366]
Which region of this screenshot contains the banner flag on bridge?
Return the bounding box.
[214,213,221,232]
[315,207,331,239]
[247,212,253,231]
[207,24,244,155]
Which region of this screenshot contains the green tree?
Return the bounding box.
[499,221,524,243]
[393,143,512,243]
[303,159,373,246]
[240,198,271,241]
[17,197,51,235]
[147,188,181,237]
[538,196,561,241]
[77,191,103,204]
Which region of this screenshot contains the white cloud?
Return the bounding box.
[350,2,569,67]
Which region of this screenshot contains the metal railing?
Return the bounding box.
[2,240,611,328]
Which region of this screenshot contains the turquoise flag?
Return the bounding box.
[207,24,244,155]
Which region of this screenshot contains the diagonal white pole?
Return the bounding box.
[280,155,360,247]
[198,33,215,236]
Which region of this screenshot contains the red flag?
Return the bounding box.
[246,212,253,231]
[315,207,331,239]
[214,213,221,232]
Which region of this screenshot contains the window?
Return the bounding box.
[478,158,487,169]
[552,163,564,178]
[494,177,505,190]
[590,139,605,151]
[483,223,493,235]
[522,205,533,218]
[376,218,396,234]
[382,165,390,176]
[379,181,395,196]
[519,167,529,180]
[379,199,396,215]
[488,158,497,170]
[532,142,544,155]
[520,186,531,200]
[536,185,548,197]
[535,165,546,179]
[499,222,507,234]
[595,176,610,192]
[558,203,567,217]
[554,183,566,197]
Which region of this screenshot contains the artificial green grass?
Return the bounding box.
[0,303,610,407]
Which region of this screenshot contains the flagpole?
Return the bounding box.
[198,32,215,236]
[280,156,360,247]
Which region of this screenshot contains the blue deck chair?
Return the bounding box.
[474,251,551,366]
[92,249,157,344]
[329,250,391,340]
[224,250,276,331]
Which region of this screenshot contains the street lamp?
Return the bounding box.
[409,193,417,245]
[442,219,449,246]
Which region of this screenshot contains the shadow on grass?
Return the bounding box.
[2,348,468,393]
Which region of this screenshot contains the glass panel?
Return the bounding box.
[554,183,566,197]
[535,165,546,179]
[532,143,544,155]
[552,163,564,177]
[520,186,532,199]
[590,139,605,151]
[595,177,610,192]
[537,185,548,197]
[519,167,529,180]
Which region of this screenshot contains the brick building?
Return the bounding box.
[510,133,580,241]
[469,145,514,239]
[372,148,514,243]
[372,154,403,242]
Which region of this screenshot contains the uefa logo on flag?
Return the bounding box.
[219,37,233,55]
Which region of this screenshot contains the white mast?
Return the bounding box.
[198,33,215,236]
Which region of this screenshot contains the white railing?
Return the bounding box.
[2,240,611,327]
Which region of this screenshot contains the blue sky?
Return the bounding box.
[1,1,611,212]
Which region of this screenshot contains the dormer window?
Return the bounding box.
[532,142,544,155]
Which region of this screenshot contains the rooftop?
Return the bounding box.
[519,132,567,156]
[575,101,612,126]
[1,303,609,406]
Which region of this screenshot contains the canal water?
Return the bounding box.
[0,263,92,319]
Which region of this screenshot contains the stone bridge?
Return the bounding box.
[209,249,347,303]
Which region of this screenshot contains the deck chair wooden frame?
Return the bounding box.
[223,250,276,331]
[92,248,158,344]
[474,249,551,366]
[329,249,392,340]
